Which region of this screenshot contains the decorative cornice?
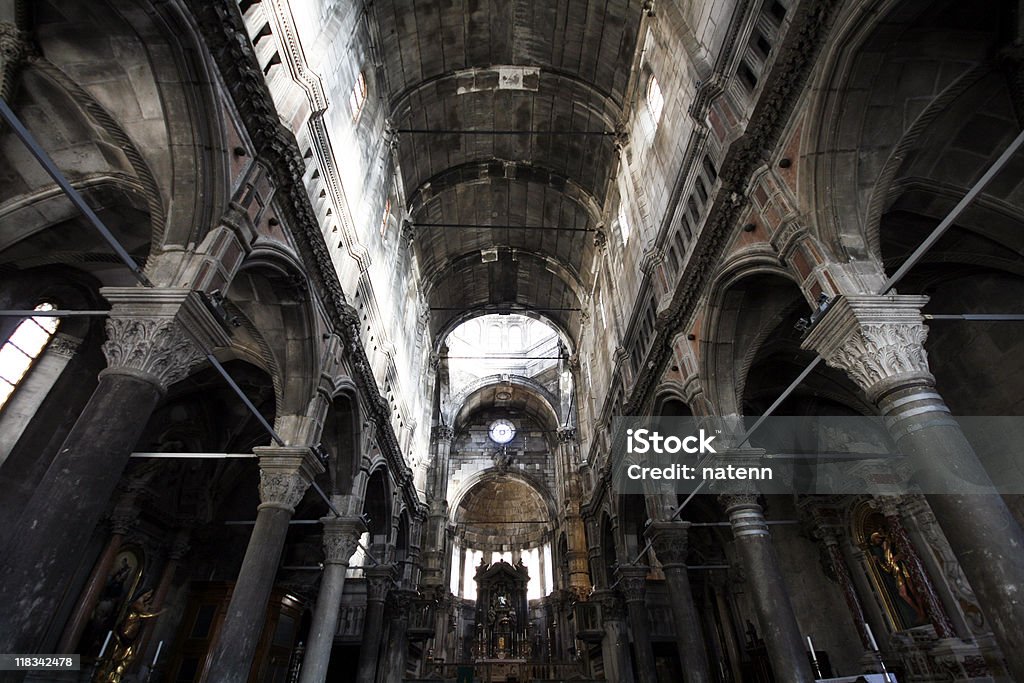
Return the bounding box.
[622,0,843,417]
[188,0,417,513]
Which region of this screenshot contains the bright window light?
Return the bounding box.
[647,75,664,124]
[0,303,59,410]
[349,72,367,121]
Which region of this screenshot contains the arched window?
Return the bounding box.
[0,303,60,410]
[646,75,664,125]
[617,202,631,244]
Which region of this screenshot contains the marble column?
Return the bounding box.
[593,589,635,683]
[207,446,325,683]
[820,528,870,649]
[0,288,223,654]
[720,494,816,682]
[803,294,1024,680]
[615,565,658,683]
[379,588,417,683]
[57,506,137,652]
[298,516,364,683]
[646,522,712,682]
[355,565,395,683]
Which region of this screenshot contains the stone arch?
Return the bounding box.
[449,375,561,432]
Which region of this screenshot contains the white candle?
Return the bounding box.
[152,640,164,666]
[865,622,879,651]
[806,635,815,654]
[98,630,113,658]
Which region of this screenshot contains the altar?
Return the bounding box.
[471,558,532,662]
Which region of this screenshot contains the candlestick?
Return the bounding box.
[152,640,163,666]
[865,622,879,651]
[98,630,113,659]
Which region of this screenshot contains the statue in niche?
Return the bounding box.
[95,589,163,683]
[870,530,928,626]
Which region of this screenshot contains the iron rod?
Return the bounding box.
[130,452,257,459]
[923,314,1024,321]
[0,310,111,317]
[881,127,1024,292]
[416,223,594,233]
[205,353,284,446]
[397,129,612,136]
[0,97,152,286]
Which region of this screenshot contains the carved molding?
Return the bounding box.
[802,295,933,400]
[101,316,204,390]
[254,446,325,512]
[645,522,690,568]
[615,566,649,603]
[321,517,365,565]
[48,333,82,359]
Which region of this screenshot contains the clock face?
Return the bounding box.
[489,419,516,444]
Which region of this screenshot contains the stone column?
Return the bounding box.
[875,496,955,638]
[378,589,416,683]
[57,507,137,652]
[207,446,325,683]
[646,522,712,683]
[615,565,658,683]
[803,294,1024,680]
[720,494,815,682]
[355,565,395,683]
[298,517,364,683]
[592,589,635,683]
[0,288,222,654]
[421,426,454,589]
[819,528,870,650]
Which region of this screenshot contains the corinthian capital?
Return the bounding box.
[645,522,690,569]
[254,446,325,512]
[614,565,649,603]
[801,295,932,402]
[321,516,365,565]
[99,288,230,391]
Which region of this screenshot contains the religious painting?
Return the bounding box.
[82,547,145,656]
[854,507,929,632]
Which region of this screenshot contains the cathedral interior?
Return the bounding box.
[3,0,1024,681]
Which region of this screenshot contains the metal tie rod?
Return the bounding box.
[0,310,111,317]
[923,314,1024,321]
[626,125,1024,567]
[0,97,152,287]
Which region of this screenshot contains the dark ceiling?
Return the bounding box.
[371,0,643,345]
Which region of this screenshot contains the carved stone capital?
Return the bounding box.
[365,565,396,603]
[99,288,230,392]
[254,446,325,512]
[321,516,365,565]
[592,589,626,622]
[645,522,690,569]
[48,333,82,359]
[802,295,933,402]
[557,427,578,444]
[387,588,418,620]
[614,565,649,603]
[431,425,454,442]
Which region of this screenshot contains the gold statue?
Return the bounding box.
[95,589,162,683]
[870,531,927,624]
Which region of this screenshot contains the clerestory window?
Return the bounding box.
[0,303,60,410]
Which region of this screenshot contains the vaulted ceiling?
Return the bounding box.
[370,0,644,345]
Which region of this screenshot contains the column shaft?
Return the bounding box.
[880,388,1024,676]
[207,506,293,683]
[0,372,162,653]
[646,522,712,683]
[355,567,393,683]
[207,447,323,683]
[593,590,635,683]
[721,495,815,683]
[299,517,362,683]
[616,566,658,683]
[378,590,415,683]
